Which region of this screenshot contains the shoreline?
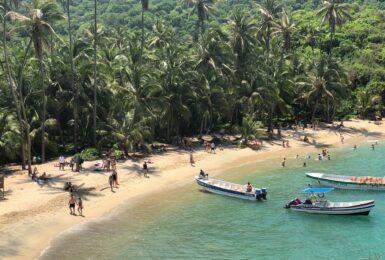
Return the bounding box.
[1,119,384,259]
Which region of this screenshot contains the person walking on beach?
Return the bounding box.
[112,170,119,187]
[59,155,65,171]
[109,174,114,192]
[69,158,75,171]
[211,142,216,154]
[143,161,148,177]
[68,194,77,215]
[189,151,195,166]
[77,197,83,216]
[340,135,344,144]
[282,157,286,167]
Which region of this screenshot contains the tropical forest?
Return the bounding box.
[1,0,385,172]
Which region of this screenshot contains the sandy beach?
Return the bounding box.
[1,119,384,259]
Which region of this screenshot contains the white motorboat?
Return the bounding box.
[285,188,375,215]
[307,172,385,191]
[195,176,267,201]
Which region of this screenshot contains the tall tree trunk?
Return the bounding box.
[40,57,46,162]
[93,0,97,147]
[327,98,330,123]
[67,0,78,153]
[199,113,205,137]
[311,99,319,123]
[140,5,144,64]
[329,29,334,56]
[267,105,273,134]
[2,3,26,170]
[17,37,34,174]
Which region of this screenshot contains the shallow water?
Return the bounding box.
[41,144,385,260]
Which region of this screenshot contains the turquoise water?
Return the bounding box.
[42,144,385,260]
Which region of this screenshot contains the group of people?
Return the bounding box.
[68,194,83,216]
[64,182,76,193]
[30,167,48,182]
[204,141,216,153]
[58,156,83,172]
[282,140,290,148]
[102,157,117,172]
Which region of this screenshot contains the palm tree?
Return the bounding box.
[271,10,296,52]
[297,55,345,122]
[317,0,351,55]
[1,2,27,170]
[7,0,63,162]
[93,0,97,147]
[228,9,257,75]
[187,0,215,37]
[58,0,77,152]
[140,0,148,63]
[257,0,282,50]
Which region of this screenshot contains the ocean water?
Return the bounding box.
[41,143,385,260]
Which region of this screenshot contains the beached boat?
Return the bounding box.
[285,188,375,215]
[306,172,385,191]
[195,176,267,201]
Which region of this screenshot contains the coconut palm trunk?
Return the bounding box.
[67,0,78,152]
[93,0,97,147]
[17,37,34,174]
[39,56,46,162]
[2,2,26,170]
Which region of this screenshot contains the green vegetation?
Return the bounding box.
[1,0,384,171]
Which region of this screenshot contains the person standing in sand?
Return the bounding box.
[68,194,77,215]
[340,135,344,144]
[59,155,65,171]
[282,157,286,167]
[77,197,83,216]
[143,161,148,177]
[109,174,114,192]
[189,151,195,166]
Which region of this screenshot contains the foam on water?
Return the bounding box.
[41,142,385,260]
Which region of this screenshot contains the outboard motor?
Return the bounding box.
[255,189,262,200]
[285,199,295,209]
[261,188,267,200]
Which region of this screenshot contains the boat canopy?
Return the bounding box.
[303,188,334,193]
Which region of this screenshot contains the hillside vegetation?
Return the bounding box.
[1,0,385,170]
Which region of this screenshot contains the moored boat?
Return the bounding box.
[306,172,385,191]
[285,188,375,215]
[195,176,267,201]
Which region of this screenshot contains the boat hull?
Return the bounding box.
[195,177,265,201]
[289,201,375,215]
[306,173,385,191]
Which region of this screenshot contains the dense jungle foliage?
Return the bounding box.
[0,0,384,171]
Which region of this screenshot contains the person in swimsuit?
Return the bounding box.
[112,170,118,187]
[68,194,77,215]
[77,197,83,216]
[246,182,252,192]
[143,162,148,177]
[31,167,38,180]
